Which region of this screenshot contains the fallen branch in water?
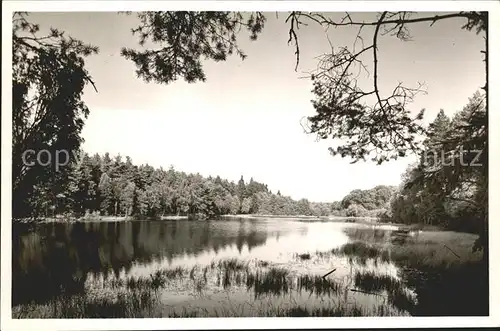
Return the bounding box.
[443,244,461,258]
[322,268,336,279]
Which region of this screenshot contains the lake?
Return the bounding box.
[12,217,488,317]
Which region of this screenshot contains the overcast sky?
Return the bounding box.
[25,11,485,202]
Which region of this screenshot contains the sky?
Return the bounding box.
[25,11,486,202]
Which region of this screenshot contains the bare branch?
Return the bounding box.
[286,12,301,71]
[373,12,387,113]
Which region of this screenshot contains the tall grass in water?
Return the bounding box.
[297,275,342,297]
[330,241,391,264]
[389,233,482,269]
[343,227,391,243]
[324,229,488,316]
[353,271,417,315]
[328,230,482,270]
[13,258,352,318]
[161,300,406,317]
[296,253,312,260]
[246,268,290,297]
[354,271,400,293]
[386,230,487,315]
[12,290,161,318]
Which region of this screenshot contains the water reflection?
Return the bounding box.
[13,219,276,305]
[13,219,329,304]
[10,221,409,307]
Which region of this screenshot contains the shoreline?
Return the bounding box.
[12,215,444,234]
[222,214,379,222]
[13,215,190,224]
[13,213,380,224]
[12,214,377,223]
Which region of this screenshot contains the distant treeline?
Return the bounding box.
[14,151,396,220]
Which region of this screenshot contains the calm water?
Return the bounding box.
[12,217,485,317]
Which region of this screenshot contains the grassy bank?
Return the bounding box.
[319,230,487,315]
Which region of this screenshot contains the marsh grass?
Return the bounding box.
[262,304,364,317]
[297,275,343,296]
[338,242,379,258]
[215,258,250,271]
[14,289,406,318]
[353,270,417,314]
[257,260,270,267]
[321,229,487,316]
[330,241,391,264]
[343,227,391,243]
[389,232,482,269]
[296,253,312,260]
[13,259,355,318]
[162,266,185,279]
[246,268,290,297]
[354,271,400,293]
[12,290,160,318]
[13,259,252,318]
[163,300,406,317]
[329,230,482,270]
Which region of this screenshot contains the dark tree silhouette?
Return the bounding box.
[120,11,266,84]
[292,11,487,164]
[12,12,98,218]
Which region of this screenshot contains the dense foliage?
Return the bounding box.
[341,186,396,210]
[12,12,98,218]
[121,11,266,84]
[388,92,487,244]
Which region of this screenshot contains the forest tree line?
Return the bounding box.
[17,150,396,220]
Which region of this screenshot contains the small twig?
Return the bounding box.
[443,244,461,259]
[322,268,336,279]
